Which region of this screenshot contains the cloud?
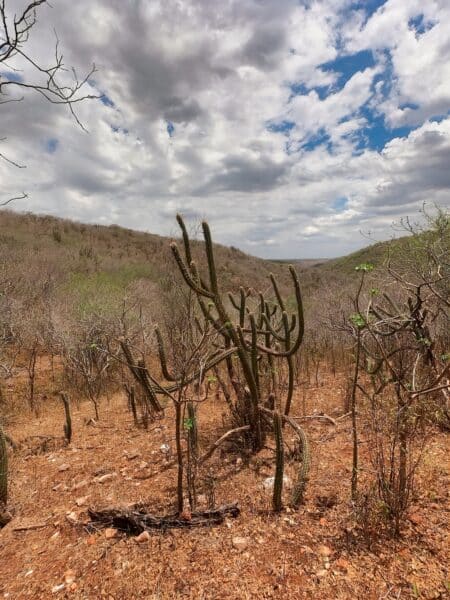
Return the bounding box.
[1,0,449,258]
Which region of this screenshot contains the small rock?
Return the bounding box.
[134,531,151,543]
[58,464,70,472]
[334,557,350,572]
[318,545,333,557]
[72,479,88,490]
[126,451,141,461]
[139,461,149,470]
[95,473,117,484]
[104,528,119,540]
[64,570,76,585]
[232,536,249,551]
[75,496,89,507]
[160,444,170,454]
[52,584,65,593]
[66,511,78,524]
[316,569,328,578]
[262,475,292,491]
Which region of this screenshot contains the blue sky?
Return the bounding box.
[1,0,449,258]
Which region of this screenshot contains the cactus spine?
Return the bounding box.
[272,411,284,512]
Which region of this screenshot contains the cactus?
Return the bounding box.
[0,421,7,505]
[261,407,310,507]
[60,392,72,445]
[119,339,163,413]
[290,420,310,507]
[167,215,305,451]
[272,411,284,512]
[125,383,138,426]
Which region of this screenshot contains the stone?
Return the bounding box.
[66,511,78,524]
[75,496,89,507]
[95,473,117,484]
[104,528,119,540]
[232,536,249,551]
[262,475,292,491]
[134,531,151,543]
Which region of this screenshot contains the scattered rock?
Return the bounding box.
[318,545,333,557]
[64,570,76,585]
[72,479,88,491]
[58,463,70,472]
[75,496,89,507]
[334,557,350,572]
[262,475,292,491]
[104,528,119,540]
[134,531,151,543]
[126,451,141,461]
[232,536,249,551]
[66,511,78,524]
[95,473,117,484]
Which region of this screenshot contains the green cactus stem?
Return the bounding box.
[272,411,284,512]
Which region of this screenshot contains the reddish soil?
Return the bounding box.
[0,369,449,599]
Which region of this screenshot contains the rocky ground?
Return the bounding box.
[0,371,449,599]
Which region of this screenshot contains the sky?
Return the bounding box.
[1,0,449,258]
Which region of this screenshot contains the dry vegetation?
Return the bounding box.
[0,207,448,599]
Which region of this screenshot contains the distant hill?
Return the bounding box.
[0,210,294,319]
[1,210,445,323]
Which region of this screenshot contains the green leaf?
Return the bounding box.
[350,313,365,328]
[355,263,374,272]
[183,418,194,430]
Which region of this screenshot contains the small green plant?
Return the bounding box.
[355,262,374,272]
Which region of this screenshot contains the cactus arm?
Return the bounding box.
[176,213,193,265]
[270,273,286,312]
[261,407,310,506]
[155,326,179,382]
[202,221,219,296]
[256,267,304,358]
[249,313,260,396]
[170,243,215,299]
[272,411,284,512]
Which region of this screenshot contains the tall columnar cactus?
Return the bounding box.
[60,392,72,445]
[272,411,284,512]
[0,421,7,506]
[167,215,305,451]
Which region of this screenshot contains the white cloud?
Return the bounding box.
[1,0,449,258]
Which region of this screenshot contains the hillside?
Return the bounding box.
[0,210,294,320]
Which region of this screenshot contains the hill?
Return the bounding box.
[0,210,294,321]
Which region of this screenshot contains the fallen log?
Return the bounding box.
[87,502,240,534]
